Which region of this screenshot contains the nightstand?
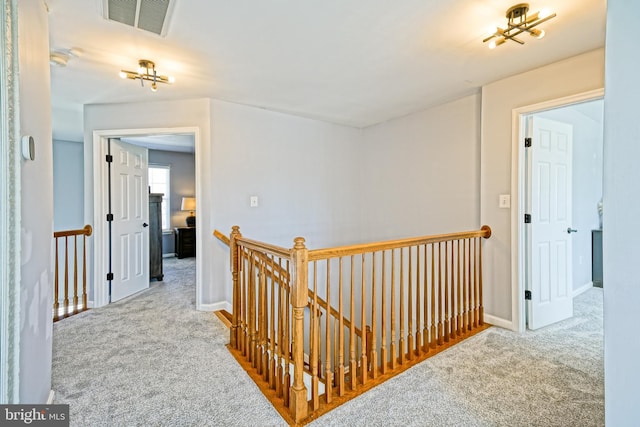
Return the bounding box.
[175,227,196,258]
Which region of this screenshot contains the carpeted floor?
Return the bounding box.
[53,257,603,426]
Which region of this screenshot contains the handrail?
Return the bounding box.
[308,225,491,261]
[54,224,93,238]
[213,229,230,245]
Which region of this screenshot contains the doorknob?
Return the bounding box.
[143,223,149,228]
[567,227,577,234]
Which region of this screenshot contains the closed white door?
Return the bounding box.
[527,117,574,330]
[110,139,149,302]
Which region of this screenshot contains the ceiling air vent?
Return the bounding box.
[103,0,174,37]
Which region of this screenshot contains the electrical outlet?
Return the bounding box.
[499,194,511,209]
[250,196,258,207]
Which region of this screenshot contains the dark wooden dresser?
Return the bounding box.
[149,193,164,281]
[175,226,196,258]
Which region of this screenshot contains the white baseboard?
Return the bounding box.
[47,390,55,404]
[483,314,515,331]
[198,301,232,312]
[162,253,176,258]
[573,281,593,297]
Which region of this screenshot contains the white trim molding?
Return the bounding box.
[0,0,21,403]
[484,314,514,331]
[573,282,594,297]
[200,301,232,313]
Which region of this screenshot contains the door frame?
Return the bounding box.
[92,126,202,308]
[511,88,604,332]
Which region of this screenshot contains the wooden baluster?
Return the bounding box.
[62,236,70,317]
[269,255,277,388]
[242,252,248,356]
[276,257,284,398]
[430,243,436,349]
[399,248,405,364]
[462,240,468,332]
[289,237,308,423]
[370,252,378,378]
[338,257,345,396]
[473,237,481,328]
[467,238,472,332]
[479,236,485,326]
[415,245,422,355]
[349,255,357,391]
[311,261,319,410]
[469,239,478,329]
[258,262,266,376]
[283,259,291,408]
[407,246,414,360]
[423,244,429,353]
[390,249,397,369]
[444,241,450,343]
[437,242,443,346]
[62,236,69,317]
[230,227,241,349]
[451,240,456,340]
[325,260,333,402]
[249,251,257,365]
[82,229,89,312]
[381,251,387,374]
[72,236,79,314]
[54,238,60,321]
[360,254,368,385]
[457,240,462,337]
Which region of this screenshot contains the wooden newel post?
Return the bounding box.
[230,226,242,349]
[289,237,309,422]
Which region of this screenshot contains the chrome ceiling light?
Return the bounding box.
[483,3,556,49]
[119,59,175,92]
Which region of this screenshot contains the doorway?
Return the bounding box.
[512,90,604,331]
[92,127,202,308]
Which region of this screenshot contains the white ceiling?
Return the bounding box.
[47,0,606,142]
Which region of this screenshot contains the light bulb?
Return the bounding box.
[168,76,175,84]
[489,40,497,49]
[138,66,147,75]
[531,29,545,39]
[538,8,552,19]
[489,38,506,49]
[119,71,127,79]
[151,82,157,92]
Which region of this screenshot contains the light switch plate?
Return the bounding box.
[499,194,511,209]
[250,196,258,207]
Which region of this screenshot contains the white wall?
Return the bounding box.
[361,93,481,239]
[604,1,640,423]
[18,0,54,403]
[480,49,605,324]
[536,102,604,292]
[53,139,84,231]
[209,100,363,304]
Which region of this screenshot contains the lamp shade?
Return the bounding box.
[181,197,196,211]
[181,197,196,227]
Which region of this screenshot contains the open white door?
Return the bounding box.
[109,139,150,302]
[527,117,574,330]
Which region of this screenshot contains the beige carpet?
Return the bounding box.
[52,257,603,426]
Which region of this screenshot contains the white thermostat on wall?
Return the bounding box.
[21,135,35,160]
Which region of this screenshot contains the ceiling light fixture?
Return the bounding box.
[483,3,556,49]
[119,59,175,92]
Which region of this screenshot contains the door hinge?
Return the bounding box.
[525,290,532,300]
[105,154,113,163]
[524,214,531,223]
[106,213,114,222]
[106,272,114,281]
[524,137,532,148]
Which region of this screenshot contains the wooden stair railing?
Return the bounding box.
[214,225,492,425]
[53,224,92,321]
